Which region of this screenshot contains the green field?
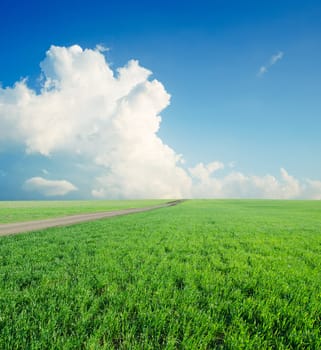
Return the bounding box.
[0,200,168,223]
[0,200,321,349]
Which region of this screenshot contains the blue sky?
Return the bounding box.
[0,0,321,199]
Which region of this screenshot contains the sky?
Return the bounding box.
[0,0,321,199]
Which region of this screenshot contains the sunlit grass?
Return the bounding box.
[0,200,320,349]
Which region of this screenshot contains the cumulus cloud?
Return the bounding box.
[189,161,224,183]
[0,44,320,200]
[0,44,191,198]
[257,51,284,77]
[24,177,77,196]
[189,165,321,199]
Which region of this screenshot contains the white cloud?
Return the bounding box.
[257,51,284,77]
[0,44,320,200]
[95,44,110,53]
[0,45,192,199]
[189,161,224,183]
[189,164,321,199]
[270,51,284,65]
[257,66,268,77]
[24,177,77,196]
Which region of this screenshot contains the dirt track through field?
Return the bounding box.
[0,200,184,237]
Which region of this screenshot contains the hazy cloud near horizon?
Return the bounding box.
[0,45,320,199]
[24,177,78,196]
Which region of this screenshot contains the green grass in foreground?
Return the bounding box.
[0,200,321,349]
[0,200,168,223]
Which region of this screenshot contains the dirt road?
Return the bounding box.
[0,200,184,237]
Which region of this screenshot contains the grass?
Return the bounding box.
[0,199,321,349]
[0,199,169,223]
